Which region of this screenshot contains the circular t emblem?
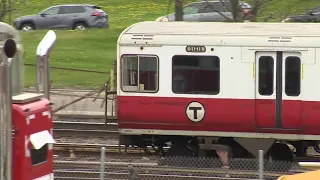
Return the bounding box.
[186,102,205,122]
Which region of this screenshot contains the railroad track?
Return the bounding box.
[53,142,320,161]
[52,118,320,172]
[53,160,305,180]
[53,143,165,158]
[53,121,118,131]
[53,121,119,139]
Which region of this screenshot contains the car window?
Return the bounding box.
[198,2,229,13]
[58,6,68,14]
[198,6,214,13]
[66,6,86,13]
[311,6,320,13]
[209,2,229,12]
[183,6,199,15]
[42,7,60,15]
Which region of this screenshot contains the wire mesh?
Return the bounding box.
[53,147,311,180]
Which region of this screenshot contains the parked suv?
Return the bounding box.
[156,0,252,22]
[13,4,109,31]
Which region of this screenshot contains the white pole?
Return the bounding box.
[258,150,264,180]
[100,146,106,180]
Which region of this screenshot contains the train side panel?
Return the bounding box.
[117,46,320,137]
[116,21,320,162]
[117,45,257,133]
[301,48,320,134]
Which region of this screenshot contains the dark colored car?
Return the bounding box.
[282,6,320,22]
[13,4,109,31]
[156,0,252,22]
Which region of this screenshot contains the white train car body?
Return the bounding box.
[116,21,320,163]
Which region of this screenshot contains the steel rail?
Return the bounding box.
[53,129,119,139]
[53,143,164,155]
[53,121,118,131]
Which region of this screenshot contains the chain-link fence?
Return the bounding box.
[54,146,312,180]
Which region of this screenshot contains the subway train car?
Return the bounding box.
[116,21,320,166]
[0,22,55,180]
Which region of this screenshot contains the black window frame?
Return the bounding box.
[121,54,159,93]
[171,55,220,95]
[285,56,301,97]
[258,56,274,96]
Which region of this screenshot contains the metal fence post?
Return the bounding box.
[100,146,105,180]
[43,55,50,100]
[36,30,56,99]
[258,150,264,180]
[104,83,108,130]
[35,56,42,93]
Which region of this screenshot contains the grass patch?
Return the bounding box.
[22,28,119,88]
[4,0,319,88]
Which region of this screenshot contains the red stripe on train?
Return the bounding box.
[117,96,320,135]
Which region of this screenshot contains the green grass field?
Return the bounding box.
[4,0,320,88]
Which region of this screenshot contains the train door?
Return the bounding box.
[255,51,302,130]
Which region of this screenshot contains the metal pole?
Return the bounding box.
[0,63,6,180]
[258,150,264,180]
[4,59,13,180]
[99,146,105,180]
[36,56,42,93]
[0,38,17,180]
[36,55,50,100]
[43,55,50,100]
[104,83,108,129]
[36,30,56,99]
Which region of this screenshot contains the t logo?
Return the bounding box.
[189,106,202,119]
[186,102,205,122]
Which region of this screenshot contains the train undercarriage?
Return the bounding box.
[120,135,320,171]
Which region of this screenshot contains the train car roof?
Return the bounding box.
[123,21,320,37]
[0,22,21,42]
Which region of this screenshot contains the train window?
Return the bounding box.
[31,144,48,166]
[258,56,274,96]
[172,55,220,95]
[285,56,301,96]
[121,55,158,92]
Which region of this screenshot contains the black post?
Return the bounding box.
[104,83,108,130]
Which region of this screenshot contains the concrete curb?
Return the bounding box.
[54,111,117,119]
